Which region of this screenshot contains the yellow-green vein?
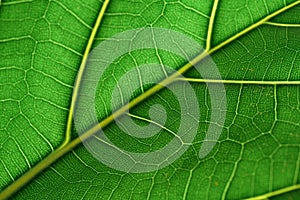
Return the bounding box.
[1,0,33,6]
[175,78,300,85]
[206,0,220,51]
[264,21,300,27]
[62,0,110,147]
[245,184,300,200]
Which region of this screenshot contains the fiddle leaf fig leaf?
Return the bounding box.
[0,0,300,199]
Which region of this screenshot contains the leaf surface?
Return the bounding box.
[0,0,300,199]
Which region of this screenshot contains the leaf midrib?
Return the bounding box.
[1,0,300,199]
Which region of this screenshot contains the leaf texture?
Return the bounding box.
[0,0,300,199]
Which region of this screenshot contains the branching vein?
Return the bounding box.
[206,0,220,51]
[175,78,300,85]
[245,184,300,200]
[264,21,300,27]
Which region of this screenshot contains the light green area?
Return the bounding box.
[0,0,300,199]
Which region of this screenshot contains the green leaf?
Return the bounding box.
[1,0,300,199]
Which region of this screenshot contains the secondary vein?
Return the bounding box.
[264,21,300,27]
[175,78,300,85]
[245,184,300,200]
[62,0,111,148]
[127,113,181,141]
[206,0,220,51]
